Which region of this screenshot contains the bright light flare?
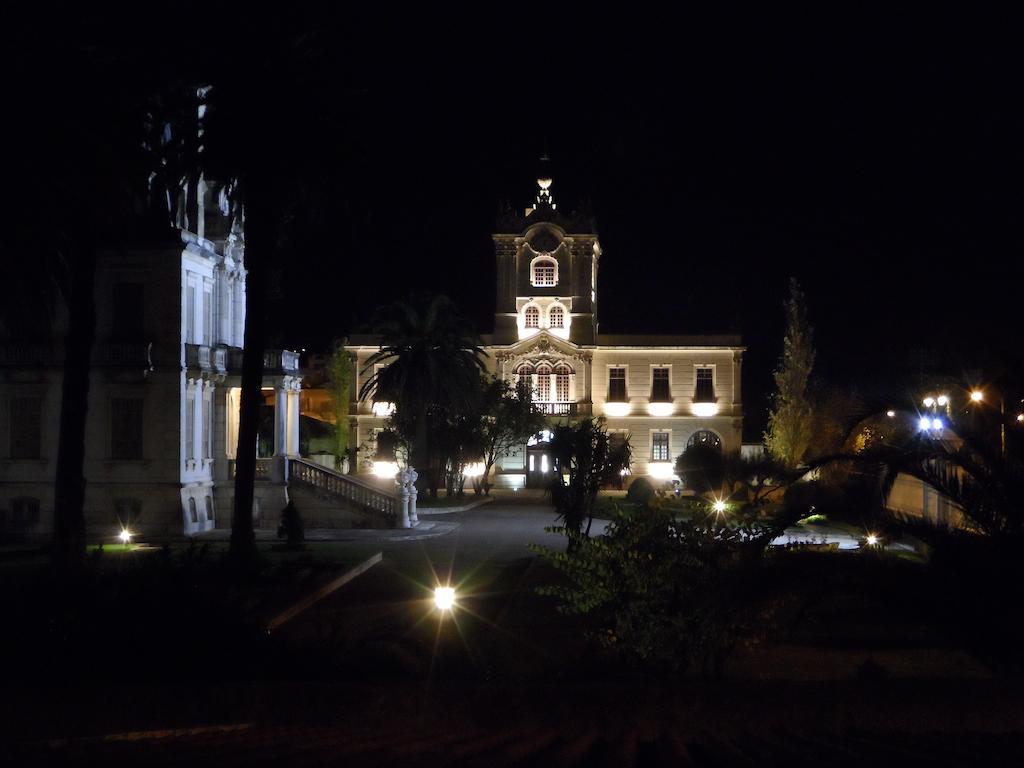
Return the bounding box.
[648,462,678,481]
[918,416,932,431]
[462,462,485,478]
[865,533,879,547]
[647,402,674,417]
[604,402,631,417]
[712,500,727,514]
[371,401,396,417]
[922,397,935,408]
[970,390,984,403]
[936,395,949,407]
[434,586,456,611]
[118,529,132,545]
[691,402,719,418]
[1017,414,1024,424]
[932,418,944,431]
[372,461,399,479]
[886,410,896,418]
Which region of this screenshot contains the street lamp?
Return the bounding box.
[968,388,1008,457]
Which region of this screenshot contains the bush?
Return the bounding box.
[532,505,778,675]
[625,477,656,506]
[675,444,725,495]
[277,499,305,546]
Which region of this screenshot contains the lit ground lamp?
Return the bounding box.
[434,586,456,611]
[371,428,400,479]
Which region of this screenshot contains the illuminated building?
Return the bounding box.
[348,173,743,487]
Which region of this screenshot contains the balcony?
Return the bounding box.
[97,342,152,367]
[225,348,300,375]
[185,344,228,374]
[535,402,578,416]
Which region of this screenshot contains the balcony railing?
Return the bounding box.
[224,348,300,375]
[228,458,274,480]
[0,345,57,366]
[97,342,152,367]
[185,344,230,374]
[535,402,578,416]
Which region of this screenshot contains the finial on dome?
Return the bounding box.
[534,153,555,210]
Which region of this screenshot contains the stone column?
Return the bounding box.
[732,351,743,409]
[408,469,419,525]
[272,386,286,456]
[397,470,411,529]
[288,383,300,457]
[233,275,246,347]
[583,355,594,413]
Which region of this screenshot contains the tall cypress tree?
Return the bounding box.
[765,278,816,468]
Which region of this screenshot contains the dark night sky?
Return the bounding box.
[18,9,1024,435]
[268,21,1024,436]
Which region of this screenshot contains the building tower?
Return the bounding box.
[492,172,601,346]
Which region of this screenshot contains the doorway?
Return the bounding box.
[526,445,553,488]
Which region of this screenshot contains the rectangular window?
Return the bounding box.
[202,288,213,345]
[555,373,570,402]
[608,367,627,402]
[651,367,671,402]
[202,389,213,459]
[9,397,42,459]
[186,282,196,343]
[186,390,195,461]
[110,398,143,459]
[651,431,670,462]
[695,367,715,402]
[111,283,145,342]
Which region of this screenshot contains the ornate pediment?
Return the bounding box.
[498,331,591,364]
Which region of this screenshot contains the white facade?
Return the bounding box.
[347,175,744,489]
[0,193,302,540]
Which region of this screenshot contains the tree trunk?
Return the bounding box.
[230,176,272,565]
[52,237,96,576]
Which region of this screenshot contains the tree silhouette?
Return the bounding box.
[765,278,816,467]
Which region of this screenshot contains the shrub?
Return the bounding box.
[532,505,777,675]
[625,477,656,505]
[675,444,725,495]
[277,499,305,546]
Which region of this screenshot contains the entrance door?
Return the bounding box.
[526,446,553,488]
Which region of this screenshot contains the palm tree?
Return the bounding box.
[359,296,488,497]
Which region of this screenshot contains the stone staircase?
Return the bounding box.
[287,458,399,529]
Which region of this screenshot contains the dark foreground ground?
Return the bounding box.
[5,494,1024,764]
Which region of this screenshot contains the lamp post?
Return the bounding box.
[969,389,1007,457]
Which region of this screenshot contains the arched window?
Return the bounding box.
[535,363,552,401]
[516,363,534,377]
[524,306,540,328]
[554,362,572,402]
[205,496,215,523]
[188,497,198,523]
[549,305,564,329]
[532,258,557,287]
[687,430,722,452]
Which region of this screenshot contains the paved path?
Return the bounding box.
[275,491,580,682]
